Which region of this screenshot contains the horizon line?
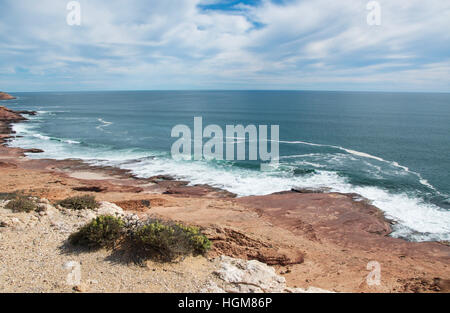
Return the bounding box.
[5,89,450,94]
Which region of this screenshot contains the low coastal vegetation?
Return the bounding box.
[1,191,37,213]
[1,192,99,214]
[69,215,125,249]
[5,197,37,212]
[58,195,99,210]
[5,197,37,213]
[69,214,211,262]
[130,219,211,261]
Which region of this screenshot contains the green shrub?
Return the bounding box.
[5,197,37,213]
[131,219,211,261]
[58,195,99,210]
[176,223,212,254]
[67,215,211,262]
[69,215,125,249]
[2,191,37,213]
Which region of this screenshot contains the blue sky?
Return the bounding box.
[0,0,449,92]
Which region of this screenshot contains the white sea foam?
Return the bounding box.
[112,156,449,240]
[279,139,440,192]
[65,140,80,144]
[32,133,51,141]
[341,148,385,162]
[11,123,34,134]
[29,130,80,144]
[279,153,323,159]
[293,161,325,168]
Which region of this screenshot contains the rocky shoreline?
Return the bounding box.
[0,105,449,293]
[0,92,16,101]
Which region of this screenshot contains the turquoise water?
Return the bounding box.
[5,91,450,241]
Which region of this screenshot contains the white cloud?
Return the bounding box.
[0,0,449,91]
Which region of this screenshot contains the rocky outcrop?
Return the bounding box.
[95,201,125,217]
[0,92,16,101]
[237,192,394,246]
[0,106,31,146]
[204,226,304,266]
[202,256,332,293]
[0,106,26,122]
[23,148,44,154]
[236,192,450,263]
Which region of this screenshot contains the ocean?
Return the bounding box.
[5,90,450,241]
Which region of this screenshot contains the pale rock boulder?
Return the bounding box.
[204,256,333,293]
[39,198,51,205]
[95,201,125,217]
[36,202,60,220]
[215,256,286,293]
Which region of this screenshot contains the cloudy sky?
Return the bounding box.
[1,0,449,92]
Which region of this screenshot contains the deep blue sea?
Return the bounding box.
[5,91,450,241]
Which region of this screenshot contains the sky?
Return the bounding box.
[0,0,449,92]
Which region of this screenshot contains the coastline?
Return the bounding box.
[0,105,449,292]
[0,92,16,101]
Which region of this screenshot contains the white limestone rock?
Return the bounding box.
[95,201,125,217]
[210,256,334,293]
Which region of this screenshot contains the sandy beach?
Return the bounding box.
[0,104,449,293]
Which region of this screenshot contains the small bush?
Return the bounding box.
[5,197,37,213]
[131,219,211,261]
[58,195,99,210]
[69,215,125,249]
[2,191,37,213]
[67,215,211,262]
[176,223,212,254]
